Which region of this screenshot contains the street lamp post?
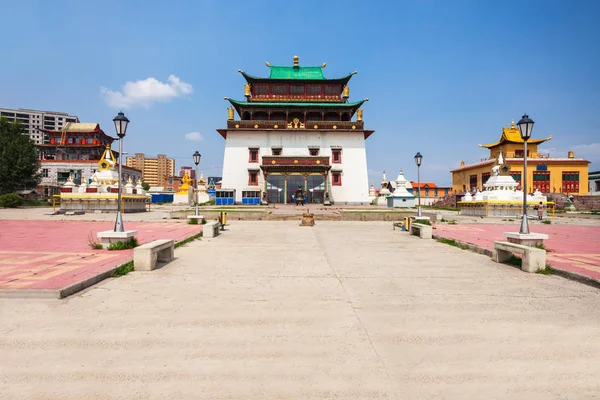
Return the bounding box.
[517,113,534,235]
[193,151,201,217]
[112,111,130,232]
[414,151,423,217]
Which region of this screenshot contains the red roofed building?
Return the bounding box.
[409,182,453,205]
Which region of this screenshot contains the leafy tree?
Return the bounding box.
[0,118,41,195]
[142,182,150,191]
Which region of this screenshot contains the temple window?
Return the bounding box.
[307,84,322,96]
[332,172,342,186]
[309,147,319,156]
[324,85,339,96]
[514,149,530,158]
[272,84,286,96]
[469,174,478,191]
[42,168,49,178]
[248,148,259,163]
[248,171,258,186]
[332,149,342,163]
[254,84,269,96]
[272,148,282,156]
[290,85,304,96]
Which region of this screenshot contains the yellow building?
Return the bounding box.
[125,153,175,187]
[451,121,590,195]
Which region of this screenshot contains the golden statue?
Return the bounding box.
[227,106,234,120]
[343,85,349,98]
[178,171,191,194]
[244,83,251,97]
[357,108,363,121]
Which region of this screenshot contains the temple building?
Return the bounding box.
[217,56,374,204]
[36,122,141,199]
[451,120,590,195]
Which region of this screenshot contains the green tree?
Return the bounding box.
[0,118,41,195]
[142,182,151,191]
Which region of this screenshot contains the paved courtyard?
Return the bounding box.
[0,220,201,297]
[433,223,600,283]
[1,221,599,399]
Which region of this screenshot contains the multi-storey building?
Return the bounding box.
[217,56,374,204]
[451,120,590,195]
[36,122,141,199]
[0,107,79,144]
[125,153,175,187]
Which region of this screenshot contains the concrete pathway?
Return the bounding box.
[0,220,201,297]
[433,223,600,283]
[1,221,599,399]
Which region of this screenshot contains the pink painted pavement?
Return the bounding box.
[0,220,202,293]
[433,223,600,282]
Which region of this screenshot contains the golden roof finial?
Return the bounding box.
[321,62,327,68]
[510,120,515,128]
[293,55,299,66]
[265,61,270,67]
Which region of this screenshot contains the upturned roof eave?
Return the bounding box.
[240,70,354,85]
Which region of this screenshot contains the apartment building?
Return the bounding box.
[0,107,80,144]
[125,153,175,187]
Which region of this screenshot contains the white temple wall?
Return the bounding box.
[221,130,371,204]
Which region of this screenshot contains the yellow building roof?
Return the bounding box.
[63,122,100,132]
[479,121,551,149]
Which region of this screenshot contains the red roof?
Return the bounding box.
[411,182,437,189]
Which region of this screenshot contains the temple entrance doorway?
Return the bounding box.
[265,174,326,204]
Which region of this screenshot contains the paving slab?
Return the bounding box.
[0,220,201,297]
[0,221,599,399]
[433,223,600,283]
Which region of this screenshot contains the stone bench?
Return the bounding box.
[133,239,175,271]
[410,223,432,239]
[203,221,220,238]
[492,241,546,273]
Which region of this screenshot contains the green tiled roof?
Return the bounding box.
[269,66,324,80]
[227,99,365,108]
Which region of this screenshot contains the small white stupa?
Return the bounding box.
[369,183,377,197]
[196,172,210,204]
[376,171,391,206]
[387,169,416,208]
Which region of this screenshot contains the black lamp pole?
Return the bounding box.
[112,111,130,232]
[517,113,534,234]
[414,152,423,217]
[193,151,201,216]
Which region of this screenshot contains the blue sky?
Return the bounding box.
[1,0,599,186]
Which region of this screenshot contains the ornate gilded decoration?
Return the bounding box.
[321,62,327,68]
[352,125,356,129]
[333,125,337,129]
[316,160,321,164]
[235,124,239,128]
[227,106,234,120]
[271,160,276,164]
[274,124,278,129]
[293,55,299,66]
[313,125,318,129]
[294,160,299,164]
[244,83,251,97]
[254,124,259,129]
[265,61,271,67]
[357,108,363,122]
[287,118,305,129]
[343,85,349,98]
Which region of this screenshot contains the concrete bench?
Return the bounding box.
[492,241,546,273]
[133,239,174,271]
[203,221,220,238]
[410,223,432,239]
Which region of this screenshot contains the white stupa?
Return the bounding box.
[375,171,391,206]
[387,169,416,208]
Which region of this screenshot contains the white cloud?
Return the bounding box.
[539,142,600,163]
[184,132,203,141]
[100,75,193,108]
